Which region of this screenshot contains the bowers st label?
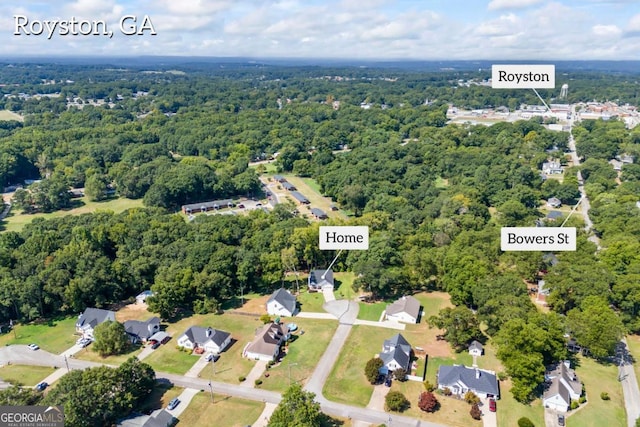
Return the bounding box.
[501,227,576,251]
[491,64,555,89]
[319,226,369,250]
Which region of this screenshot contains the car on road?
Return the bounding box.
[488,398,496,412]
[205,353,219,362]
[167,398,180,411]
[558,415,565,426]
[27,344,39,351]
[35,382,48,391]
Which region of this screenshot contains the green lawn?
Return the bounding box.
[139,383,184,413]
[301,177,322,194]
[323,325,382,407]
[333,272,356,300]
[75,344,142,365]
[177,392,265,427]
[297,290,326,313]
[497,381,544,427]
[357,302,387,321]
[393,380,481,427]
[0,317,78,354]
[0,365,55,386]
[2,197,144,233]
[261,318,338,393]
[145,313,261,380]
[568,357,625,427]
[413,292,453,322]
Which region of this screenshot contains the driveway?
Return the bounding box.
[184,354,210,378]
[242,360,267,388]
[366,384,390,412]
[544,407,560,427]
[166,387,200,418]
[353,319,406,330]
[60,343,84,358]
[481,399,497,427]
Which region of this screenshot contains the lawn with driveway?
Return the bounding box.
[144,312,260,380]
[0,316,78,354]
[0,365,55,386]
[568,356,625,427]
[260,318,338,393]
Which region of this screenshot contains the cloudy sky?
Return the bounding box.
[2,0,639,59]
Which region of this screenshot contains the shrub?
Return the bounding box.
[393,367,407,382]
[443,387,452,396]
[497,371,508,381]
[364,358,384,384]
[464,391,480,405]
[385,391,410,412]
[570,400,579,410]
[418,391,439,413]
[600,392,610,401]
[470,403,482,420]
[255,379,262,386]
[423,380,435,392]
[517,417,535,427]
[579,395,587,403]
[238,376,246,382]
[259,314,271,324]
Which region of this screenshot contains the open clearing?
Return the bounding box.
[0,316,78,354]
[115,302,158,322]
[0,110,23,121]
[177,392,265,427]
[2,197,144,233]
[0,365,55,386]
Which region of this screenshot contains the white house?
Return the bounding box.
[379,334,412,375]
[76,308,116,339]
[244,322,288,362]
[546,197,562,208]
[177,326,231,354]
[437,365,500,399]
[385,296,421,324]
[266,288,297,317]
[468,340,484,357]
[543,361,582,412]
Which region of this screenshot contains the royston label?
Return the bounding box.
[491,64,555,89]
[319,226,369,250]
[501,227,576,251]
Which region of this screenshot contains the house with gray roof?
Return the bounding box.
[379,333,412,375]
[177,326,231,354]
[311,208,328,220]
[543,361,582,412]
[282,182,297,191]
[244,322,288,361]
[124,317,160,344]
[118,409,175,427]
[76,308,116,338]
[308,269,334,291]
[290,191,310,204]
[437,365,500,399]
[547,197,562,208]
[385,295,421,324]
[468,340,484,357]
[266,288,297,317]
[546,210,564,221]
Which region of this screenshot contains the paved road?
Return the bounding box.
[618,339,640,427]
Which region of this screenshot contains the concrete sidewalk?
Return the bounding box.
[40,367,69,386]
[184,355,209,378]
[353,319,406,330]
[296,312,336,320]
[251,402,277,427]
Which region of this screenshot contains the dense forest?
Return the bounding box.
[0,61,639,404]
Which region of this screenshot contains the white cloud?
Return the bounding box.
[475,13,520,36]
[488,0,544,11]
[627,13,640,31]
[592,24,622,36]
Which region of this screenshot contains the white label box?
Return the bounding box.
[319,226,369,250]
[492,64,555,89]
[501,227,576,251]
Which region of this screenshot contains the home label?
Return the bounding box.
[501,227,576,251]
[491,64,555,89]
[319,226,369,250]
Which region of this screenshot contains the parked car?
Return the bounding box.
[488,398,496,412]
[27,344,39,351]
[35,382,48,391]
[167,398,180,411]
[205,353,219,362]
[384,377,392,387]
[557,415,565,426]
[79,338,92,348]
[151,341,161,349]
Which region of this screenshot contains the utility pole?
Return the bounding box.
[208,381,214,403]
[64,355,70,372]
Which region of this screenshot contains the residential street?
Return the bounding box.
[618,339,640,427]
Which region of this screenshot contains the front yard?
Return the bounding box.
[568,356,625,427]
[0,316,78,354]
[260,318,338,393]
[176,392,265,427]
[0,365,55,386]
[75,344,143,365]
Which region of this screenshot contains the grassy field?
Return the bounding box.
[301,177,322,194]
[333,272,356,300]
[568,357,625,427]
[0,110,23,121]
[627,335,640,395]
[75,344,142,365]
[357,301,387,321]
[280,175,346,220]
[261,318,338,393]
[0,365,55,386]
[2,197,144,232]
[497,380,545,427]
[392,380,481,427]
[323,325,381,407]
[297,290,326,313]
[139,383,184,413]
[413,292,453,322]
[0,317,78,354]
[145,313,261,380]
[177,392,265,427]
